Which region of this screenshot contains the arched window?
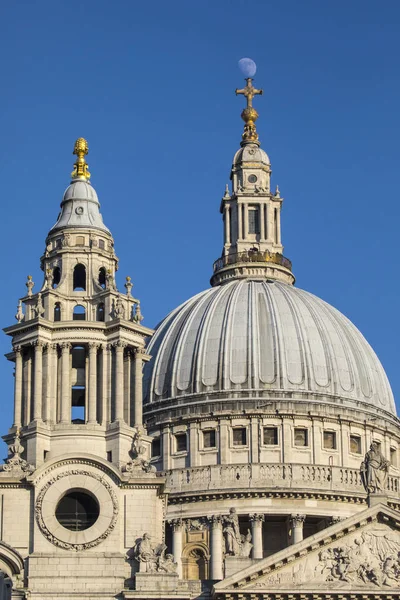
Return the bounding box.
[73,264,86,291]
[97,303,105,322]
[52,266,61,288]
[73,305,86,321]
[54,302,61,322]
[98,267,106,289]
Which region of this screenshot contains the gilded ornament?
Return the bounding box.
[71,137,91,181]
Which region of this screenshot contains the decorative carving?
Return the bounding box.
[133,533,177,573]
[35,469,118,551]
[185,518,206,531]
[249,513,265,523]
[132,301,143,323]
[124,428,156,475]
[169,518,183,532]
[1,431,34,476]
[315,529,400,587]
[125,276,133,297]
[290,514,306,527]
[223,508,242,556]
[32,293,45,318]
[26,275,34,296]
[45,268,53,289]
[361,441,390,493]
[61,233,70,247]
[106,269,116,290]
[114,297,125,319]
[15,300,24,323]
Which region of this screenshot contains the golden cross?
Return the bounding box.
[235,78,263,108]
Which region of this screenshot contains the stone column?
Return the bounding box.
[209,516,223,580]
[237,203,242,241]
[134,348,145,427]
[260,204,265,241]
[170,519,183,578]
[60,342,71,423]
[88,342,98,423]
[101,344,110,425]
[277,207,282,245]
[290,514,305,545]
[249,514,264,559]
[114,341,126,422]
[224,204,231,245]
[33,341,44,421]
[13,345,23,428]
[244,203,249,237]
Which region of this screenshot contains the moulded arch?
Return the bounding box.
[182,542,209,580]
[28,453,124,486]
[0,541,24,576]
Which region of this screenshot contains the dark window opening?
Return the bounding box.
[248,206,260,234]
[350,435,362,454]
[54,302,61,322]
[175,433,187,452]
[73,264,86,291]
[152,438,161,457]
[263,427,278,445]
[233,427,247,446]
[294,428,308,447]
[323,431,337,450]
[99,267,106,289]
[203,430,216,449]
[71,387,85,423]
[73,305,86,321]
[52,266,61,288]
[97,303,105,322]
[55,491,99,531]
[107,451,112,462]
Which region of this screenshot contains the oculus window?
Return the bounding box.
[55,490,99,531]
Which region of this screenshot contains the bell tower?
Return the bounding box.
[3,138,154,468]
[211,78,295,286]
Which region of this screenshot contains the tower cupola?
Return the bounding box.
[211,75,294,287]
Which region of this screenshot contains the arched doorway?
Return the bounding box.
[182,544,209,580]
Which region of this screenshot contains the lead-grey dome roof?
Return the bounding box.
[144,280,396,416]
[49,180,110,234]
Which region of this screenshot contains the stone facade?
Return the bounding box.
[0,80,399,600]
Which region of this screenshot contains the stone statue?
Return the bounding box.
[133,534,176,574]
[239,529,253,558]
[360,442,390,493]
[114,297,126,319]
[32,293,45,318]
[223,508,242,556]
[1,431,34,476]
[124,429,156,475]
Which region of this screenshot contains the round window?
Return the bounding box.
[248,174,257,183]
[55,491,99,531]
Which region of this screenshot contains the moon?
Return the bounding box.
[238,58,257,78]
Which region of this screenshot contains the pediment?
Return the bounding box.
[214,503,400,594]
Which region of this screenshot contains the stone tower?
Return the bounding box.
[0,140,167,600]
[4,137,153,468]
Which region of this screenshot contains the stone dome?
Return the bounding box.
[49,180,110,234]
[143,279,396,416]
[232,143,270,166]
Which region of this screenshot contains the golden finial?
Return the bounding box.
[71,137,91,181]
[235,78,263,144]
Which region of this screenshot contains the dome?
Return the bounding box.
[232,143,270,166]
[62,180,99,203]
[144,279,396,416]
[49,180,110,234]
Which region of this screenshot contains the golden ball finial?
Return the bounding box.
[71,137,91,181]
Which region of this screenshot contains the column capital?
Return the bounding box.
[207,515,223,529]
[134,347,147,356]
[113,340,127,350]
[290,514,306,527]
[169,518,184,532]
[32,340,45,350]
[49,342,58,352]
[13,344,22,355]
[88,341,99,352]
[60,342,71,352]
[249,513,265,523]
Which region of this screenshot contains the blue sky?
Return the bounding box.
[0,0,399,448]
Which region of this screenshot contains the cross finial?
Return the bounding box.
[235,78,263,145]
[235,78,263,109]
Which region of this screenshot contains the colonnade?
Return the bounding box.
[169,513,306,581]
[223,202,281,245]
[12,340,145,428]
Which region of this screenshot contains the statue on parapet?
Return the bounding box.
[124,429,156,475]
[133,533,177,573]
[361,441,390,493]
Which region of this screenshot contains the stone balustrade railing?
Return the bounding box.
[162,463,400,499]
